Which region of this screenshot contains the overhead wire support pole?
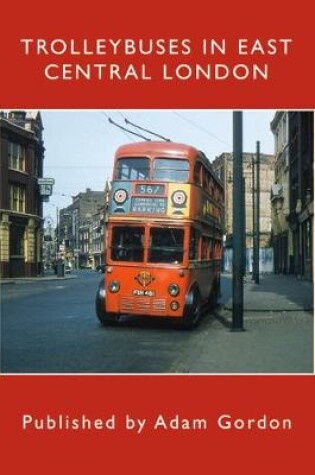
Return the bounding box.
[252,154,255,280]
[254,140,260,284]
[232,111,245,331]
[108,118,151,141]
[124,118,171,142]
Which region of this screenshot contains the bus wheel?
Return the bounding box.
[181,287,202,329]
[95,279,118,326]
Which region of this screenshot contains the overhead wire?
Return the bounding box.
[172,110,231,147]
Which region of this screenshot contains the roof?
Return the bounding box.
[0,109,43,133]
[115,141,200,159]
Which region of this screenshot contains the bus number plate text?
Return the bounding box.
[133,289,156,297]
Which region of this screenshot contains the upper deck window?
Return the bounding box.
[116,157,150,180]
[153,158,189,183]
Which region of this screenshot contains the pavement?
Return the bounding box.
[222,273,313,314]
[0,273,77,285]
[176,273,314,374]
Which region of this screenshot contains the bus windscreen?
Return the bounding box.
[153,158,189,182]
[116,157,150,180]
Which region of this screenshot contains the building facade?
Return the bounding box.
[271,111,313,281]
[270,111,290,274]
[58,187,108,268]
[91,206,107,269]
[0,111,45,278]
[212,152,276,249]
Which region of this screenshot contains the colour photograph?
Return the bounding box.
[1,109,313,374]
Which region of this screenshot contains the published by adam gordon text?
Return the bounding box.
[21,413,293,434]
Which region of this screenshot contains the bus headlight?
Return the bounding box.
[108,280,120,293]
[170,301,180,311]
[168,283,180,296]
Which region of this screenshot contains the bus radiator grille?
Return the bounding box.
[120,297,166,314]
[120,297,134,311]
[136,298,151,312]
[152,299,166,311]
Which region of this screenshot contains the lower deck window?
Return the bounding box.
[111,226,144,262]
[148,228,184,264]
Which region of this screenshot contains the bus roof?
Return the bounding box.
[115,141,200,159]
[114,141,223,189]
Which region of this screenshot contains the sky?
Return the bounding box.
[42,109,276,222]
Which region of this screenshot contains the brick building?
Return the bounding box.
[271,111,313,281]
[0,111,45,278]
[212,152,276,248]
[58,187,108,268]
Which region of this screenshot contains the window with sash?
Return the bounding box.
[10,183,26,213]
[8,141,26,172]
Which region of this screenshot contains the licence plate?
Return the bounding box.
[132,289,155,297]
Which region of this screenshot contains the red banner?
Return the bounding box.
[0,1,314,108]
[1,376,314,472]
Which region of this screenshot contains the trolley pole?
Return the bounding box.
[253,141,260,284]
[232,111,245,331]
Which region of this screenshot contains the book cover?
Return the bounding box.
[1,1,314,472]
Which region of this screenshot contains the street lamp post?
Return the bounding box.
[253,141,260,284]
[56,206,60,259]
[44,202,60,262]
[43,216,54,270]
[252,154,255,278]
[73,209,80,269]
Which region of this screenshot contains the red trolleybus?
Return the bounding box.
[96,141,224,328]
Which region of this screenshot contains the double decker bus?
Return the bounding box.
[96,141,224,328]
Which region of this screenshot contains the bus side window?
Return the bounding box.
[208,239,213,260]
[214,240,222,260]
[202,167,208,189]
[194,162,202,186]
[201,236,208,260]
[189,228,199,260]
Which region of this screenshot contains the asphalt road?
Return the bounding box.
[1,271,227,374]
[1,272,312,374]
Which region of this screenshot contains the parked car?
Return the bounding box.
[95,264,106,273]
